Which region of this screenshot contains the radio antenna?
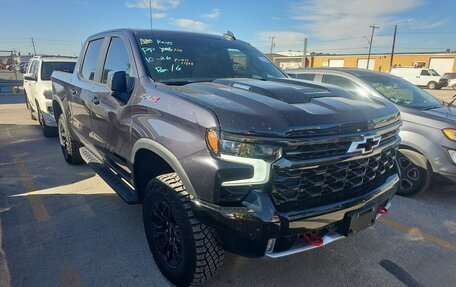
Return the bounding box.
[149,0,156,84]
[149,0,153,32]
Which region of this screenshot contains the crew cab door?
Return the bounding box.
[68,38,106,150]
[89,36,135,177]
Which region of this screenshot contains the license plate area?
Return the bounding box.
[339,206,377,236]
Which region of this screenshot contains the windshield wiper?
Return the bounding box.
[446,95,456,108]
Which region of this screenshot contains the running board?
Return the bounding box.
[79,147,139,204]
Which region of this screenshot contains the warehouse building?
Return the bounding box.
[268,51,456,75]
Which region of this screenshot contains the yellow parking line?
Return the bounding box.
[14,161,50,221]
[379,217,456,252]
[60,267,83,287]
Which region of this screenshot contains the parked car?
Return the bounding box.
[288,68,456,196]
[449,79,456,89]
[442,72,456,81]
[391,67,448,89]
[18,61,28,73]
[51,29,401,286]
[23,56,77,136]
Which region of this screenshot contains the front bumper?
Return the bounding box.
[191,171,399,258]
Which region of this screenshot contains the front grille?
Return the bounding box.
[284,129,398,161]
[271,146,398,211]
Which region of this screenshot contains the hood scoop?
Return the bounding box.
[211,78,334,104]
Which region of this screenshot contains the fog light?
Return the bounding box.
[448,150,456,163]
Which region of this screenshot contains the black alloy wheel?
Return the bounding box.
[57,114,83,164]
[151,199,183,268]
[396,149,431,196]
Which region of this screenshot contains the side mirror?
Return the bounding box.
[107,71,127,94]
[23,73,36,81]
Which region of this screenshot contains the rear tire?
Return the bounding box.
[143,173,224,287]
[396,149,432,196]
[427,81,437,90]
[57,114,83,165]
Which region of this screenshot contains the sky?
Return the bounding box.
[0,0,455,57]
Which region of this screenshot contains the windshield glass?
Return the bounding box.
[361,74,442,109]
[429,69,440,76]
[134,32,286,85]
[41,61,76,81]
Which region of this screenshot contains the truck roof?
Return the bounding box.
[32,55,77,62]
[88,28,248,44]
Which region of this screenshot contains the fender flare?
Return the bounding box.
[398,131,436,170]
[131,138,197,197]
[52,95,66,122]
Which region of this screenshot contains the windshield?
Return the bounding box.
[361,74,442,109]
[134,32,286,85]
[429,69,440,76]
[41,61,76,81]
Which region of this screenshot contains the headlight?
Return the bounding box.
[442,128,456,141]
[206,129,281,160]
[206,129,282,186]
[43,90,53,100]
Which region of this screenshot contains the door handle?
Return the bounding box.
[92,96,100,105]
[69,88,77,96]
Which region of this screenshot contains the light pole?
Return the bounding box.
[366,25,379,69]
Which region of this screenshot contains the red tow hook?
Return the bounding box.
[377,207,389,215]
[300,233,324,247]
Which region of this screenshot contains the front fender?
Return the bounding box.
[131,138,197,197]
[399,130,444,172]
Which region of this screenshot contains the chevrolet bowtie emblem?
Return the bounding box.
[347,135,381,154]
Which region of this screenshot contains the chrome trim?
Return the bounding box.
[263,232,345,259]
[264,201,392,259]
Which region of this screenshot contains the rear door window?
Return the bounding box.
[81,38,104,81]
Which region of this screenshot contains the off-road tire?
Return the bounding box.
[57,114,83,165]
[143,173,224,287]
[427,81,437,90]
[396,149,432,196]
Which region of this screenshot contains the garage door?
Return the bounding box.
[357,59,376,70]
[429,58,455,75]
[329,59,344,67]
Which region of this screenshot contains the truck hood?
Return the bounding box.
[162,78,400,137]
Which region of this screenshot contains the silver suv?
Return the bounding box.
[288,68,456,196]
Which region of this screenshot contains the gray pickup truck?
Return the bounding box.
[52,29,401,286]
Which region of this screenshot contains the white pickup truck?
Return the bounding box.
[23,56,76,136]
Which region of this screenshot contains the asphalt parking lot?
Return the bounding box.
[0,90,455,287]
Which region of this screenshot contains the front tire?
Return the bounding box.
[427,81,437,90]
[452,84,456,90]
[57,114,83,164]
[397,149,432,196]
[143,173,224,287]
